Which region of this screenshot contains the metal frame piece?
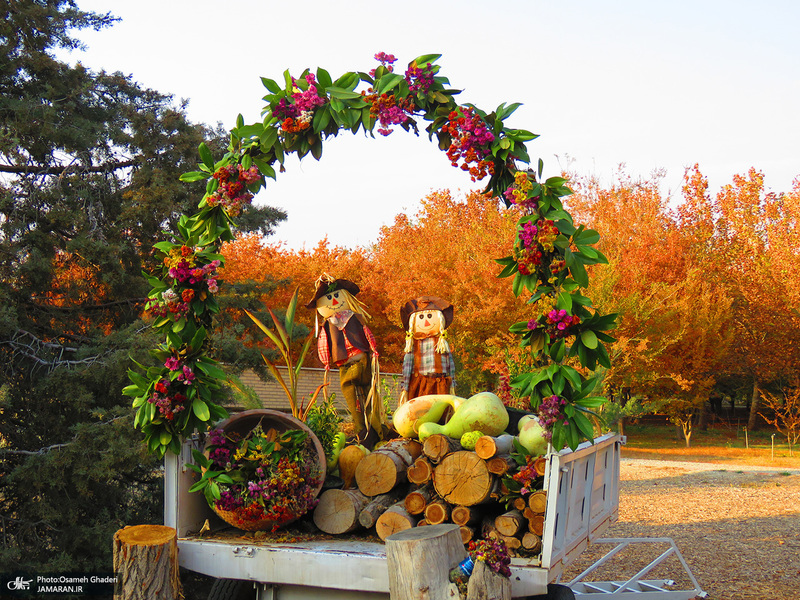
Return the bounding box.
[565,537,706,599]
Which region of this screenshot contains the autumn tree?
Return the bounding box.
[679,166,800,430]
[567,170,734,445]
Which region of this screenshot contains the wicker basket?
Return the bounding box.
[207,409,326,532]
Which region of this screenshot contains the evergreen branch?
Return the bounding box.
[0,416,129,457]
[0,159,137,176]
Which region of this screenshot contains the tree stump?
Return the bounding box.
[113,525,181,600]
[474,434,514,460]
[466,560,511,600]
[356,439,420,496]
[313,488,369,534]
[433,451,494,506]
[376,502,419,541]
[385,524,466,600]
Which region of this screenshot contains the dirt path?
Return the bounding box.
[562,459,800,600]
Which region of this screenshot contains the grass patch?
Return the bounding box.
[618,422,800,469]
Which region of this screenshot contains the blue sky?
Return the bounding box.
[66,0,800,249]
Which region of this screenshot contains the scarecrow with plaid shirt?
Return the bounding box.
[306,274,384,446]
[399,296,456,405]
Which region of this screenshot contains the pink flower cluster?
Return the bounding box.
[273,74,327,133]
[405,62,434,94]
[519,221,538,247]
[369,52,397,77]
[538,394,567,438]
[442,106,496,181]
[207,164,260,217]
[165,357,196,385]
[148,378,187,422]
[547,309,580,337]
[168,259,220,291]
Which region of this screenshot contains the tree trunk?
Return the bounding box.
[424,500,451,525]
[527,490,547,514]
[404,485,434,516]
[451,505,481,527]
[113,525,181,600]
[359,492,403,529]
[474,434,514,460]
[406,457,434,485]
[313,488,369,534]
[748,379,761,431]
[433,451,495,506]
[486,455,517,476]
[466,557,512,600]
[385,524,465,600]
[494,509,524,537]
[376,502,419,541]
[356,439,420,496]
[422,434,461,463]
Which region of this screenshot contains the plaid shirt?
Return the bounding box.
[317,314,378,369]
[401,336,455,390]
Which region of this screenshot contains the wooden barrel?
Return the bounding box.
[205,409,326,531]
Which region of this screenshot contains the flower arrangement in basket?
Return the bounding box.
[187,422,323,531]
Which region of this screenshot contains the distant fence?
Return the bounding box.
[239,367,403,414]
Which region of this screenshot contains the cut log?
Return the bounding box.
[521,532,542,553]
[359,492,403,529]
[480,515,498,539]
[356,439,420,496]
[338,444,369,489]
[424,500,451,525]
[404,485,434,516]
[376,502,419,541]
[527,490,547,514]
[528,514,545,536]
[385,524,466,600]
[417,518,429,527]
[433,451,494,506]
[466,558,512,600]
[533,457,547,477]
[406,456,434,485]
[113,525,181,600]
[313,488,369,534]
[512,497,527,511]
[451,505,481,527]
[459,525,476,544]
[474,434,515,460]
[487,455,517,476]
[494,509,525,537]
[422,434,461,463]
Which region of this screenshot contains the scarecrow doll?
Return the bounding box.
[306,274,383,446]
[399,296,456,404]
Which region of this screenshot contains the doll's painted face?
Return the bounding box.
[413,310,443,337]
[316,290,350,320]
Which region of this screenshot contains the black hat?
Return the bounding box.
[305,276,360,309]
[400,296,454,330]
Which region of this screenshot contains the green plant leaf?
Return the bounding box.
[581,330,598,349]
[198,143,214,171]
[192,399,210,421]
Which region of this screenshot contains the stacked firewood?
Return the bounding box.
[312,434,548,557]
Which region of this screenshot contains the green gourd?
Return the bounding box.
[417,391,509,441]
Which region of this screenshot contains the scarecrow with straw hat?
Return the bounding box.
[399,296,456,405]
[306,274,384,447]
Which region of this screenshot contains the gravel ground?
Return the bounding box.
[561,458,800,600]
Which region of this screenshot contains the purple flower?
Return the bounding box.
[164,357,181,371]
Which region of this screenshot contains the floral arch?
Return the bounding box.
[124,53,616,458]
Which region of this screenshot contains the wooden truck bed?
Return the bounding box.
[165,433,623,598]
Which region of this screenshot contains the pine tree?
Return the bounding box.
[0,0,285,570]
